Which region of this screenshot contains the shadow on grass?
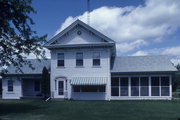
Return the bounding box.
[0,103,40,116]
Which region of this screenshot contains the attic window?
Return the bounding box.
[77,30,82,35]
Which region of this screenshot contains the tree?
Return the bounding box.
[176,64,180,71]
[173,64,180,91]
[0,0,47,72]
[41,66,50,99]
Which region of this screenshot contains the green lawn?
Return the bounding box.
[0,100,180,120]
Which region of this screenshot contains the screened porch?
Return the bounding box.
[111,75,171,100]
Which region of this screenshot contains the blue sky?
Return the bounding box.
[31,0,144,38]
[30,0,180,64]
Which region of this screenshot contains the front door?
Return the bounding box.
[58,81,64,95]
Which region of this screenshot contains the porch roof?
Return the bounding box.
[71,77,107,85]
[111,55,177,73]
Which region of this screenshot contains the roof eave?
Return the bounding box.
[44,43,115,49]
[111,70,177,74]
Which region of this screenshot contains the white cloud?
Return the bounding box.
[55,0,180,53]
[131,45,180,65]
[162,46,180,56]
[116,39,148,54]
[131,51,148,56]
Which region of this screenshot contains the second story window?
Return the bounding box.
[57,53,64,67]
[93,52,100,66]
[76,52,83,66]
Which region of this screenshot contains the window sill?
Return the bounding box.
[7,92,15,94]
[92,66,101,68]
[57,66,65,69]
[75,66,84,68]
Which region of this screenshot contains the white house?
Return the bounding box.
[2,20,177,100]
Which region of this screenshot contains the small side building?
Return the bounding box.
[2,59,50,99]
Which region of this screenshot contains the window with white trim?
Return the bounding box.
[73,86,105,92]
[57,53,64,67]
[76,52,83,66]
[93,52,100,66]
[7,80,13,92]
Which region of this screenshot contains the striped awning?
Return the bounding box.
[71,77,107,85]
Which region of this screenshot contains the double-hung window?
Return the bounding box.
[57,53,64,67]
[93,52,100,66]
[76,52,83,66]
[8,80,13,92]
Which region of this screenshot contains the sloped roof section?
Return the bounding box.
[44,19,115,47]
[111,55,177,73]
[6,59,51,74]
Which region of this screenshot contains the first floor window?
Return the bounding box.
[74,86,81,92]
[73,86,105,92]
[8,80,13,92]
[99,86,105,92]
[34,80,40,91]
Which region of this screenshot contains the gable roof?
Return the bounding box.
[111,55,177,73]
[44,19,115,48]
[5,59,51,75]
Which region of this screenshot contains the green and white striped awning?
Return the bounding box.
[71,77,107,85]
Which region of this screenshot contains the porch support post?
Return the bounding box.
[128,77,131,97]
[149,76,151,97]
[170,75,172,98]
[159,77,161,96]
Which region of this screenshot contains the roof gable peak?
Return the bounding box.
[44,19,115,47]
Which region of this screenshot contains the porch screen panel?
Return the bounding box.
[161,77,170,96]
[120,77,128,96]
[111,77,119,96]
[151,77,160,96]
[140,77,149,96]
[131,77,139,96]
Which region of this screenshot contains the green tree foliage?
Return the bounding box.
[42,67,50,99]
[0,0,47,72]
[173,64,180,91]
[176,64,180,71]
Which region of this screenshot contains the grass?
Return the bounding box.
[0,100,180,120]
